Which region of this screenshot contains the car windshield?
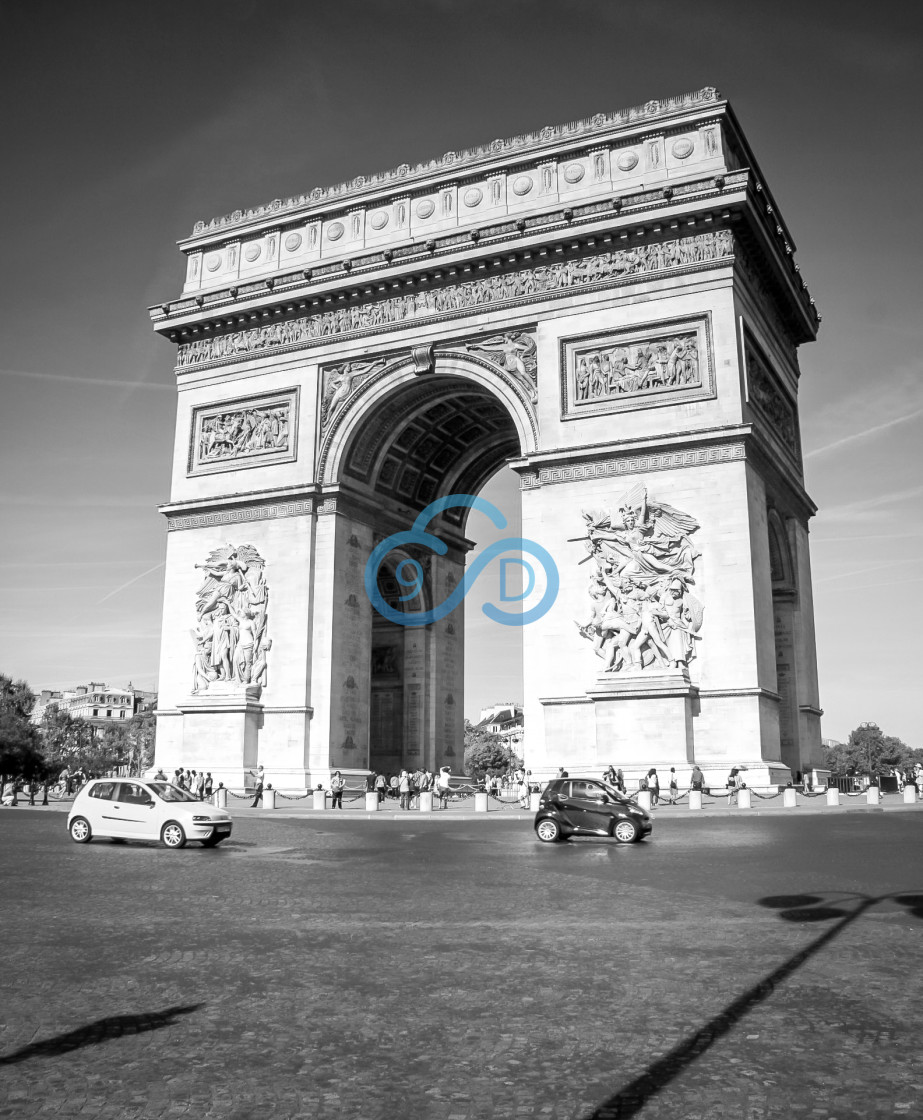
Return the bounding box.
[599,782,631,803]
[148,782,200,803]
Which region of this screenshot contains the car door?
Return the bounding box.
[85,781,123,836]
[114,782,158,838]
[568,780,616,834]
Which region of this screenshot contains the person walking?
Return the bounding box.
[203,772,214,799]
[668,767,678,804]
[518,769,532,809]
[690,764,705,792]
[195,771,206,800]
[250,765,265,808]
[436,766,451,809]
[398,769,411,811]
[648,768,660,807]
[330,770,345,809]
[727,767,741,806]
[375,771,387,805]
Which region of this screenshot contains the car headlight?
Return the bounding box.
[192,815,213,822]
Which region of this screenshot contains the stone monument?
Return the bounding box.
[150,87,823,789]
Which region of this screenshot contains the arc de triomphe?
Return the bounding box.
[151,87,823,788]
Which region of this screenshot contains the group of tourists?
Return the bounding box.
[162,767,214,800]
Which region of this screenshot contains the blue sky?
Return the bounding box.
[1,0,921,744]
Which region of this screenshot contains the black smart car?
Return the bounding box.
[534,778,653,843]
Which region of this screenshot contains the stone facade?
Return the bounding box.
[151,88,823,789]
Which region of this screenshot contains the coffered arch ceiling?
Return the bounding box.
[341,375,521,524]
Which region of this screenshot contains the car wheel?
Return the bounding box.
[69,817,92,843]
[200,835,226,847]
[535,818,562,843]
[161,821,187,849]
[613,817,641,843]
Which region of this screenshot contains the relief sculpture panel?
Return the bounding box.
[561,317,713,418]
[574,482,704,674]
[189,390,298,475]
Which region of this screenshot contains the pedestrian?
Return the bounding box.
[330,770,345,809]
[375,771,387,804]
[518,769,531,809]
[250,764,265,807]
[690,764,704,792]
[668,767,678,804]
[204,772,214,799]
[615,768,625,793]
[398,769,411,810]
[365,770,377,794]
[155,768,167,781]
[60,766,72,796]
[727,767,741,806]
[436,766,451,809]
[648,768,660,807]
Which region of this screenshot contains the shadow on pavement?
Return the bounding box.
[583,892,923,1119]
[0,1004,203,1066]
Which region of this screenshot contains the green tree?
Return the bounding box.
[463,720,521,777]
[0,673,46,785]
[825,723,922,775]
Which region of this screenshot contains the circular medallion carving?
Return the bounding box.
[672,137,695,159]
[284,233,302,252]
[326,221,345,241]
[463,187,483,207]
[369,210,389,230]
[205,253,222,272]
[244,243,261,263]
[563,163,585,184]
[512,175,534,196]
[415,199,436,219]
[616,151,639,172]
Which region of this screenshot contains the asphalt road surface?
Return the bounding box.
[1,808,921,1119]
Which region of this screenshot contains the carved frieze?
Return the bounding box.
[320,358,388,430]
[188,390,298,475]
[574,482,704,674]
[560,316,714,419]
[177,231,733,369]
[192,544,271,693]
[745,340,798,455]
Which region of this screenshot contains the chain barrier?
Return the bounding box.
[487,793,531,811]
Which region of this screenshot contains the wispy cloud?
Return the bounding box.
[0,494,161,509]
[814,559,920,585]
[97,562,166,606]
[1,367,173,392]
[818,484,923,525]
[805,405,923,460]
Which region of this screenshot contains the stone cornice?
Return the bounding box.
[160,484,320,532]
[186,88,725,241]
[512,426,750,488]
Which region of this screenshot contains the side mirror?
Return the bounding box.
[144,798,155,808]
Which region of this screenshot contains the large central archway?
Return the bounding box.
[317,355,532,774]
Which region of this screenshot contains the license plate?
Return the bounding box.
[214,826,231,833]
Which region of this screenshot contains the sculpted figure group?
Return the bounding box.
[177,231,733,368]
[198,405,289,462]
[192,544,271,692]
[575,483,704,674]
[575,333,699,403]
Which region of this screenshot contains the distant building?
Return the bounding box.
[475,702,524,755]
[32,682,157,734]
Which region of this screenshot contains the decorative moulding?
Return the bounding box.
[187,388,299,477]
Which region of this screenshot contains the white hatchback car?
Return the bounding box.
[67,778,233,848]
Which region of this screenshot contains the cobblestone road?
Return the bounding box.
[1,808,921,1118]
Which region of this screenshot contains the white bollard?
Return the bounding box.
[866,785,880,806]
[529,791,541,812]
[419,791,433,813]
[826,787,840,807]
[365,792,379,812]
[903,785,917,804]
[689,790,702,811]
[783,787,798,808]
[636,790,652,812]
[737,788,752,809]
[474,792,489,812]
[263,789,276,810]
[214,788,228,809]
[312,789,326,810]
